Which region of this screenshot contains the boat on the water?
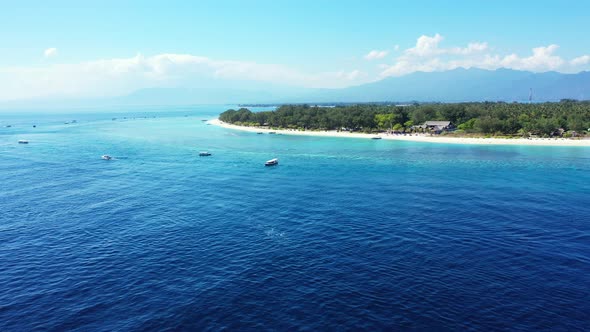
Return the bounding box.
[18,140,29,144]
[265,158,279,166]
[199,151,212,156]
[101,155,113,160]
[371,136,382,140]
[257,132,263,134]
[268,132,276,134]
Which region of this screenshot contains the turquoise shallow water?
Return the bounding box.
[1,105,589,331]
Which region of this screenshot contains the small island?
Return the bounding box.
[215,101,590,146]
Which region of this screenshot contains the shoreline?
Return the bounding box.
[209,119,590,147]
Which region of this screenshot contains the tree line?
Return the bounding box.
[219,101,590,136]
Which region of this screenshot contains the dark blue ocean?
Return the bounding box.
[1,106,589,331]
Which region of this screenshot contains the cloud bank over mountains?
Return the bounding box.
[0,34,589,101]
[0,54,364,101]
[379,34,587,77]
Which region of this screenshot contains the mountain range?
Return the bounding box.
[2,68,590,109]
[303,68,590,103]
[115,68,590,104]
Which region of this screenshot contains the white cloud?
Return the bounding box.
[404,35,488,58]
[449,42,489,55]
[571,55,590,66]
[405,33,444,57]
[0,53,369,101]
[379,34,588,78]
[498,45,564,71]
[364,50,389,60]
[44,48,57,58]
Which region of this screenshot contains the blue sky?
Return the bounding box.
[1,0,590,100]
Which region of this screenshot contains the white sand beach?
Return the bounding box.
[210,119,590,147]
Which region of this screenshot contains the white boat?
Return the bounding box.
[18,140,29,144]
[101,155,112,160]
[265,158,279,166]
[199,151,212,156]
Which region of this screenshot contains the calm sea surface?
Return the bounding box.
[1,106,589,331]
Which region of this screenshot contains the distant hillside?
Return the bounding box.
[115,87,280,105]
[2,68,589,109]
[303,68,590,103]
[123,69,590,104]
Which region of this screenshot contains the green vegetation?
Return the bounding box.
[219,101,590,137]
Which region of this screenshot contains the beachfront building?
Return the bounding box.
[414,121,455,134]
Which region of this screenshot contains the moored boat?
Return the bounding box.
[199,151,212,156]
[371,136,382,140]
[265,158,279,166]
[18,140,29,144]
